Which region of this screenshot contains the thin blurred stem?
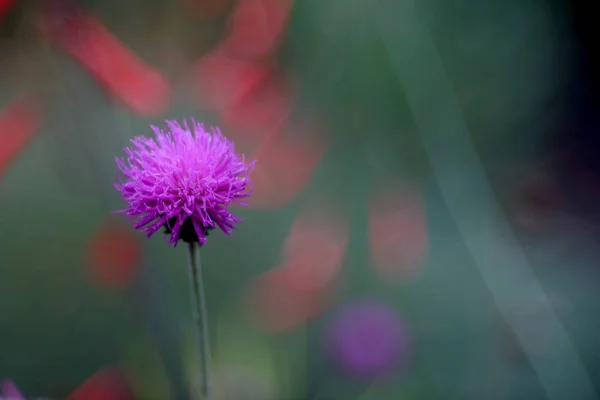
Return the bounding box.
[186,242,213,400]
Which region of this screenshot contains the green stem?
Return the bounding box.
[186,242,213,400]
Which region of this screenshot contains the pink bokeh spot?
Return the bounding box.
[190,47,273,112]
[245,267,332,333]
[67,367,134,400]
[38,7,171,116]
[85,217,142,289]
[249,128,326,209]
[245,201,345,332]
[220,72,294,140]
[223,0,294,60]
[1,367,133,400]
[0,96,43,179]
[275,201,349,292]
[368,183,428,283]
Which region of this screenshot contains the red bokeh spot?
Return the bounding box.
[275,202,348,292]
[38,8,171,116]
[67,367,134,400]
[223,0,294,60]
[220,72,293,141]
[244,201,344,332]
[245,268,331,333]
[368,183,428,283]
[250,125,326,209]
[0,0,17,20]
[0,96,43,178]
[190,47,273,112]
[86,218,141,289]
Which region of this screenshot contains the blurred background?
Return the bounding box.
[1,0,600,398]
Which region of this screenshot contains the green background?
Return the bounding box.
[2,0,597,399]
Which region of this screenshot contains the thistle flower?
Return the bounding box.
[115,120,254,246]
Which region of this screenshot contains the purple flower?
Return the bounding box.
[325,300,411,380]
[115,120,254,246]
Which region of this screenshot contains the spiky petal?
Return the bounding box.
[115,120,254,247]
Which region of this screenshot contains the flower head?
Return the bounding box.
[115,120,254,246]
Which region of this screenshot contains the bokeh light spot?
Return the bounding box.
[190,48,273,112]
[275,201,348,292]
[325,300,412,380]
[223,0,294,59]
[245,269,330,333]
[38,8,171,116]
[250,128,326,209]
[67,367,134,400]
[220,72,293,140]
[368,183,428,283]
[0,96,42,179]
[86,218,142,289]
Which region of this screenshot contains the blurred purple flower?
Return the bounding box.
[115,119,255,247]
[0,379,23,400]
[326,301,411,380]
